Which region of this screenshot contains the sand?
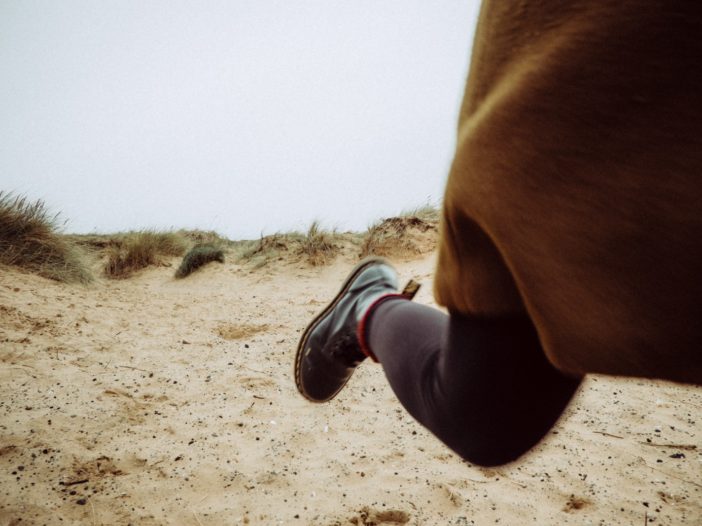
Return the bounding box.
[1,253,700,525]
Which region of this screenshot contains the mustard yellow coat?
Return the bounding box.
[434,1,702,384]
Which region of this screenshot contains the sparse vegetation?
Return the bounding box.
[175,244,225,278]
[236,209,439,267]
[297,221,340,266]
[0,192,93,283]
[236,221,343,268]
[177,229,231,247]
[104,230,188,278]
[360,206,439,258]
[399,204,441,224]
[235,232,303,268]
[0,192,440,283]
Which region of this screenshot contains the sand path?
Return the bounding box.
[1,255,700,525]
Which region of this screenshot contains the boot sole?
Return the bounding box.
[294,256,392,402]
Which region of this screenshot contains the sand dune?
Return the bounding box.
[1,253,700,525]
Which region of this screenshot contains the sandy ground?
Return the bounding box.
[0,253,700,525]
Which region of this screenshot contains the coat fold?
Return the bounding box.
[435,0,702,384]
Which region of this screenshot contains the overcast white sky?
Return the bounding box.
[1,1,481,239]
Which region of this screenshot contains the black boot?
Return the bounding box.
[294,257,419,402]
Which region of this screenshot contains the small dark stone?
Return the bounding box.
[76,498,87,505]
[669,453,686,459]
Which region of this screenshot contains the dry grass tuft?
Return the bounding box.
[175,244,225,279]
[0,192,93,283]
[360,208,439,259]
[104,230,188,278]
[297,221,341,266]
[400,204,441,224]
[236,221,342,268]
[236,210,438,267]
[65,234,122,251]
[235,232,302,268]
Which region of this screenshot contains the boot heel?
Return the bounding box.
[401,279,421,300]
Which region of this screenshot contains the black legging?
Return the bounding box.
[366,299,582,466]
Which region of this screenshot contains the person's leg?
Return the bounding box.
[365,299,581,466]
[294,258,581,465]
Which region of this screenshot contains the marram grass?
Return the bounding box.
[0,192,93,283]
[104,230,188,278]
[175,244,225,278]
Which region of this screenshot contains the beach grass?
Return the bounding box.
[236,220,344,268]
[2,193,440,281]
[104,230,188,278]
[175,244,225,278]
[297,220,341,266]
[0,192,93,283]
